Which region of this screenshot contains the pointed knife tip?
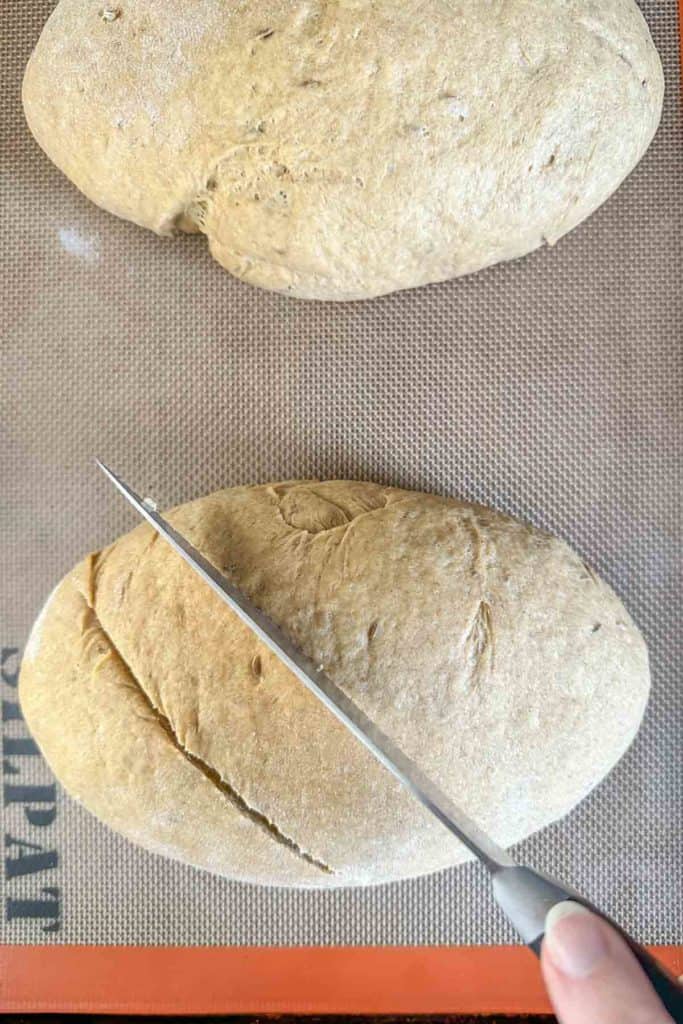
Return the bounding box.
[94,459,123,490]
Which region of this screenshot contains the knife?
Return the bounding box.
[97,460,682,1019]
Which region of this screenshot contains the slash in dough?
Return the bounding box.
[20,482,650,887]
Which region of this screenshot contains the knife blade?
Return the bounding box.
[95,459,513,872]
[96,460,683,1020]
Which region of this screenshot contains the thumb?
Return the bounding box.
[541,902,674,1024]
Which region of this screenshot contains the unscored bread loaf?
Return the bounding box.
[23,0,663,300]
[20,481,649,887]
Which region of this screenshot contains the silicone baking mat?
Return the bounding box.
[1,0,681,1014]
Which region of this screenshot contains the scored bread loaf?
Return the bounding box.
[20,481,649,887]
[22,0,664,300]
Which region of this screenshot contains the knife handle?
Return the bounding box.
[492,865,683,1022]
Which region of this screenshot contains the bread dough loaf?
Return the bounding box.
[23,1,663,300]
[20,481,649,887]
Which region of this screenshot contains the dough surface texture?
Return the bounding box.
[23,0,663,299]
[20,481,650,887]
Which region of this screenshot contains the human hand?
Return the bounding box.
[541,901,677,1023]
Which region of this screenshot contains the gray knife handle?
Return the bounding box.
[493,866,683,1022]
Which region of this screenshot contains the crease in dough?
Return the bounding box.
[22,0,664,300]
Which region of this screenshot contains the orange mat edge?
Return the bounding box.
[0,944,681,1015]
[1,5,680,1018]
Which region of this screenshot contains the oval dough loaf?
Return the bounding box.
[20,481,649,887]
[23,1,663,300]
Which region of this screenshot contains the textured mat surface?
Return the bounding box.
[1,2,681,947]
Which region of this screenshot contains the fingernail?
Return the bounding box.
[544,901,609,979]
